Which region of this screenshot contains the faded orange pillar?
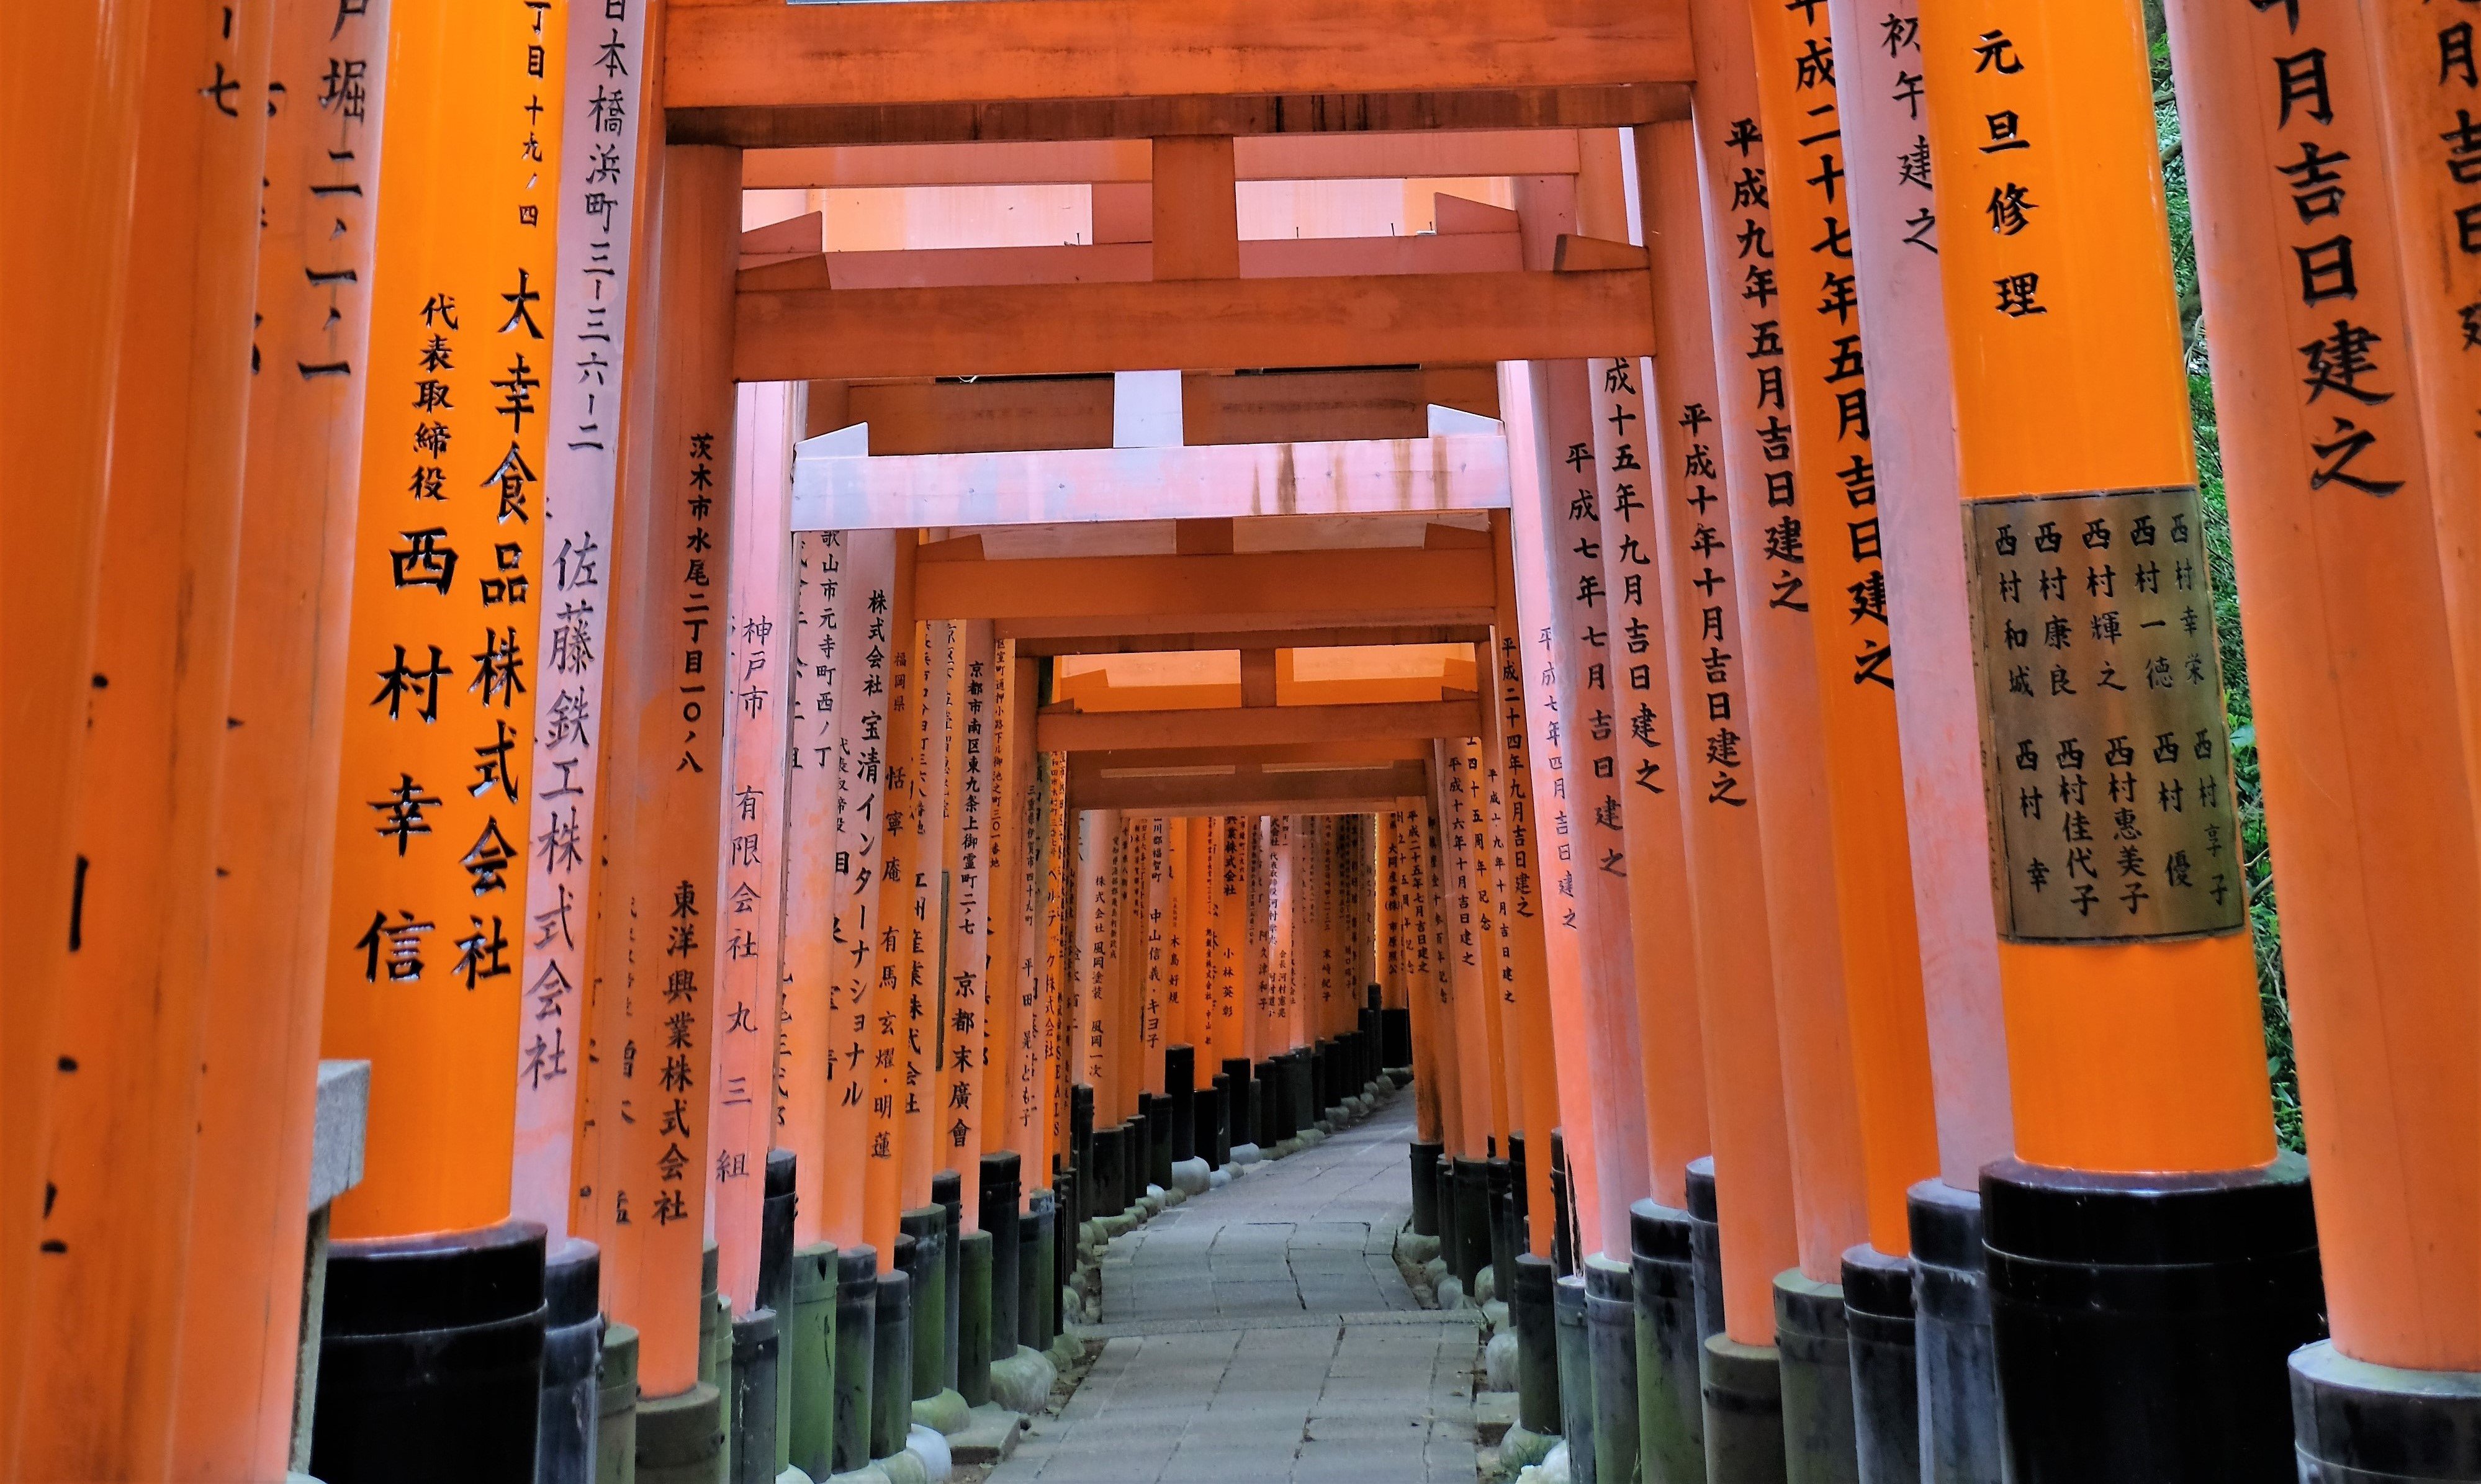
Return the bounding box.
[592,142,741,1429]
[1072,808,1119,1120]
[1485,513,1569,1254]
[940,621,998,1208]
[896,621,955,1205]
[168,0,394,1472]
[864,574,923,1255]
[1441,740,1511,1152]
[1,0,161,1444]
[782,529,896,1252]
[15,0,272,1473]
[2164,0,2481,1457]
[981,650,1037,1161]
[1498,360,1611,1262]
[1398,811,1447,1154]
[1919,3,2314,1473]
[1587,353,1711,1214]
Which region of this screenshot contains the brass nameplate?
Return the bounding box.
[1963,487,2247,943]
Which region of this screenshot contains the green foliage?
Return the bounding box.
[2155,35,2303,1152]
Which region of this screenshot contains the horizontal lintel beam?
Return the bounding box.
[791,433,1508,531]
[739,130,1583,190]
[1009,623,1495,656]
[1038,698,1482,752]
[1070,760,1431,812]
[915,547,1493,624]
[664,0,1693,123]
[737,269,1654,382]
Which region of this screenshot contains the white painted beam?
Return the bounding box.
[791,430,1508,531]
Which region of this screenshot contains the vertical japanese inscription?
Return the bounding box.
[326,0,563,1236]
[1963,486,2245,941]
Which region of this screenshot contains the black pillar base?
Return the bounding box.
[1629,1199,1704,1484]
[1513,1252,1562,1436]
[1381,1005,1413,1068]
[1146,1094,1174,1190]
[1842,1244,1917,1484]
[832,1246,878,1475]
[1683,1157,1724,1344]
[1166,1044,1197,1162]
[870,1264,912,1460]
[1409,1140,1444,1237]
[1984,1153,2324,1483]
[311,1219,548,1484]
[980,1150,1023,1361]
[932,1169,964,1393]
[2290,1339,2481,1482]
[537,1237,600,1484]
[1909,1179,2001,1484]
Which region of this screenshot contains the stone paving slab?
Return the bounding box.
[993,1095,1479,1484]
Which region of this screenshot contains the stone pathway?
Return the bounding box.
[991,1096,1482,1484]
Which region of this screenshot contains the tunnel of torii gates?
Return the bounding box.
[11,0,2481,1482]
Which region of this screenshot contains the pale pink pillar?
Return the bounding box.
[709,381,798,1308]
[510,0,655,1229]
[1822,0,2014,1189]
[1502,344,1646,1261]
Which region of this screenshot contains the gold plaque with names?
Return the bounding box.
[1962,486,2248,943]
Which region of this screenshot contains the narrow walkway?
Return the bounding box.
[994,1097,1482,1483]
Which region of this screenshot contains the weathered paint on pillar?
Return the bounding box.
[980,649,1032,1161]
[20,1,272,1471]
[170,0,393,1469]
[1500,360,1611,1255]
[1823,0,2017,1189]
[1589,352,1710,1212]
[1920,0,2275,1172]
[711,379,799,1311]
[513,0,654,1235]
[2166,0,2481,1373]
[2357,4,2481,795]
[1487,512,1569,1254]
[1440,740,1506,1155]
[781,531,851,1247]
[593,143,742,1398]
[1636,119,1805,1344]
[941,620,997,1215]
[1744,0,1940,1269]
[898,621,955,1203]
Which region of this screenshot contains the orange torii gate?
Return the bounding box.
[25,1,2481,1481]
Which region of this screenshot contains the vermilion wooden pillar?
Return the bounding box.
[940,619,998,1213]
[1920,4,2313,1475]
[168,0,393,1472]
[858,541,921,1259]
[14,1,272,1473]
[2357,5,2481,791]
[2168,0,2481,1465]
[1,0,157,1441]
[593,141,743,1421]
[1485,511,1567,1254]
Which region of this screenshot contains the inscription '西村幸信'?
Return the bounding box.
[1964,486,2247,944]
